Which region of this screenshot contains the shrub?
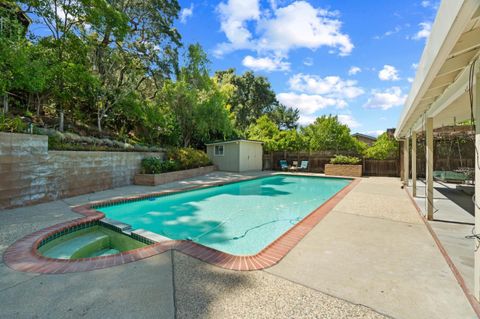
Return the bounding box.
[0,115,28,133]
[330,155,361,165]
[141,157,164,174]
[166,148,211,169]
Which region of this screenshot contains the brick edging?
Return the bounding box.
[404,187,480,317]
[4,175,358,274]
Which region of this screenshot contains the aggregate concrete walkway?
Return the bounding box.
[0,173,475,318]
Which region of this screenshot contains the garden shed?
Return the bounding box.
[206,139,263,172]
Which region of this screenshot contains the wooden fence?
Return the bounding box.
[263,151,399,177]
[263,151,473,177]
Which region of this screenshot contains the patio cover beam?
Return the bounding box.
[426,117,434,221]
[412,132,417,197]
[475,65,480,300]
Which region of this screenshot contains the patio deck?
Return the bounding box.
[0,172,476,318]
[407,179,475,293]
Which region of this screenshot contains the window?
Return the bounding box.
[214,145,224,156]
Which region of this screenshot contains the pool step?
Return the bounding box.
[131,229,171,244]
[41,232,110,259]
[100,218,132,235]
[89,248,120,257]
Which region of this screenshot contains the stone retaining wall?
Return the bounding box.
[0,133,164,209]
[324,164,362,177]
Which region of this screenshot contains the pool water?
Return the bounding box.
[99,175,350,255]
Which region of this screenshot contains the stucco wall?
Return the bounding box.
[239,142,263,172]
[207,143,239,172]
[0,133,164,209]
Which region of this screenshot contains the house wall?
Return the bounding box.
[239,142,263,172]
[0,133,163,210]
[207,143,239,172]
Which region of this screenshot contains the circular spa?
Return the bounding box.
[37,224,147,260]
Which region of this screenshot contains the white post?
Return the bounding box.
[404,137,410,186]
[426,117,434,220]
[412,131,417,197]
[474,68,480,300]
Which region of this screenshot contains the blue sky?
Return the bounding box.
[175,0,440,136]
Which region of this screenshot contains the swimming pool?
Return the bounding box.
[98,175,351,255]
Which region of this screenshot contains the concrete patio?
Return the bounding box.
[0,172,477,318]
[407,179,475,294]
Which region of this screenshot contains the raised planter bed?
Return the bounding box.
[325,164,362,177]
[134,165,216,186]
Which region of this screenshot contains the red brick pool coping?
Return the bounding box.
[3,175,359,274]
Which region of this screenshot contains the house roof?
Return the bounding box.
[205,139,263,146]
[351,133,377,141]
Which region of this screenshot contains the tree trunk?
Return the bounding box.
[36,94,41,116]
[3,95,8,114]
[97,113,102,132]
[59,110,64,132]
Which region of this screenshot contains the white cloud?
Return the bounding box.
[374,25,402,40]
[407,77,414,83]
[421,1,430,8]
[303,57,314,66]
[364,87,407,110]
[257,1,353,56]
[242,55,290,72]
[277,92,343,115]
[378,65,400,81]
[298,114,318,125]
[215,0,260,54]
[412,22,432,40]
[288,73,364,99]
[277,73,364,120]
[420,1,439,9]
[338,114,361,128]
[180,4,194,24]
[215,0,353,57]
[348,66,361,75]
[411,63,418,70]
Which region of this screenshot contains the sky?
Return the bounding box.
[175,0,441,136]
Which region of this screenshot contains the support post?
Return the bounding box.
[474,67,480,301]
[403,137,410,186]
[426,117,434,220]
[412,131,417,197]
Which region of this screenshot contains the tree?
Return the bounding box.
[160,44,233,147]
[269,103,299,130]
[364,132,399,159]
[302,115,360,152]
[0,2,30,113]
[246,115,280,151]
[276,129,306,152]
[215,69,277,131]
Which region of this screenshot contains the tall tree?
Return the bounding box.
[269,103,299,130]
[215,69,277,131]
[302,115,360,152]
[160,44,232,147]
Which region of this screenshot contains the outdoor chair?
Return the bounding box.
[298,160,309,171]
[289,160,299,171]
[279,160,288,171]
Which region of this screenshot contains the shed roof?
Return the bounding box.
[205,139,263,146]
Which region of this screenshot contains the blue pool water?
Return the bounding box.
[99,175,350,255]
